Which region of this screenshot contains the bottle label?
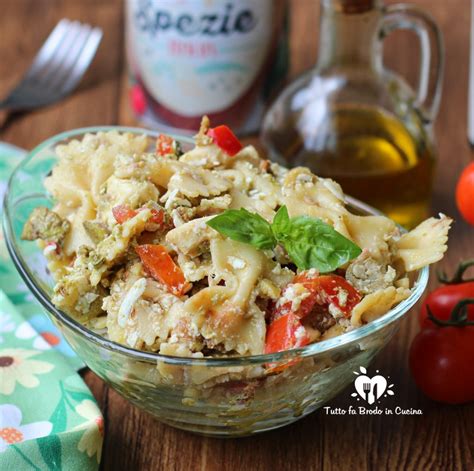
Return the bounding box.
[126,0,274,117]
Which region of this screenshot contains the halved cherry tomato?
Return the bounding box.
[207,125,243,156]
[265,313,310,354]
[456,161,474,225]
[156,134,177,156]
[135,244,191,296]
[112,205,169,227]
[273,272,361,321]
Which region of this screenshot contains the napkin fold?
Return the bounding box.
[0,142,103,469]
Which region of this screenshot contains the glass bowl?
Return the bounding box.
[2,127,429,437]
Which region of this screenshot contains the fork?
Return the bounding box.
[363,382,371,402]
[0,19,102,117]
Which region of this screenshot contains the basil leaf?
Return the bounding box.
[207,205,361,272]
[207,208,276,250]
[273,215,362,272]
[272,205,291,235]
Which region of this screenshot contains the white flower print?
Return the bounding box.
[74,400,104,463]
[0,348,54,395]
[0,404,52,452]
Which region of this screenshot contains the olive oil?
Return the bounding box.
[267,105,436,228]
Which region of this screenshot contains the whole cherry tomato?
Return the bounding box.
[420,282,474,328]
[456,161,474,225]
[420,261,474,328]
[410,324,474,404]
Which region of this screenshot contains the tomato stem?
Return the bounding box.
[438,259,474,284]
[426,298,474,327]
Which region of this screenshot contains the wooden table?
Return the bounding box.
[1,0,473,469]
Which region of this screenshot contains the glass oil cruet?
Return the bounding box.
[261,0,443,228]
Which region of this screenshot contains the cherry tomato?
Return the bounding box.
[273,272,361,321]
[136,244,191,296]
[207,125,243,156]
[265,313,310,354]
[456,162,474,225]
[420,281,474,328]
[409,325,474,404]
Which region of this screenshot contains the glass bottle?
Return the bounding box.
[261,0,443,228]
[125,0,288,135]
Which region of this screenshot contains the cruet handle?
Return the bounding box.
[380,4,444,123]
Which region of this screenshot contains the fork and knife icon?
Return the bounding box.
[354,371,388,404]
[363,382,378,403]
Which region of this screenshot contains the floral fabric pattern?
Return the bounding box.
[0,292,103,470]
[0,404,52,452]
[0,348,54,395]
[75,400,104,463]
[14,321,52,350]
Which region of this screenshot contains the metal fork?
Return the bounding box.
[363,382,371,402]
[0,19,102,114]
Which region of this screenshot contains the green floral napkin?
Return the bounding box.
[0,143,103,469]
[0,292,103,469]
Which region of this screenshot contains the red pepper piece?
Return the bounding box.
[135,244,191,296]
[112,205,168,227]
[207,125,243,156]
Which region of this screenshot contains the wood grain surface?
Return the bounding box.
[1,1,473,469]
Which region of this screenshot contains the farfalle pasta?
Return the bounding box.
[22,117,452,358]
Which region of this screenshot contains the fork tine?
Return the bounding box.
[60,26,102,94]
[1,19,102,111]
[38,21,85,88]
[45,23,92,90]
[24,19,71,81]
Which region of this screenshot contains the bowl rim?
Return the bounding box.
[3,125,429,367]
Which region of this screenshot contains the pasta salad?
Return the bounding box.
[22,117,451,359]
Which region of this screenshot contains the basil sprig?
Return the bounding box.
[206,206,362,273]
